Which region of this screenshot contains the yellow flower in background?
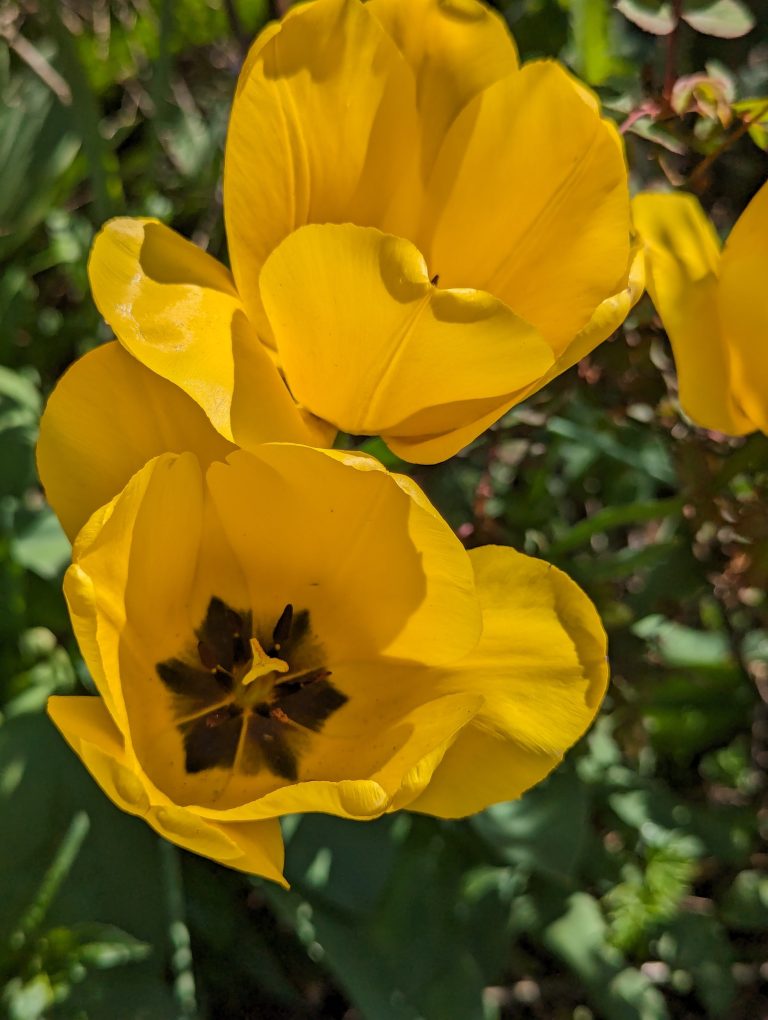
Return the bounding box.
[87,0,642,466]
[47,444,608,882]
[633,181,768,435]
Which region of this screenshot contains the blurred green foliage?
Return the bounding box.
[0,0,767,1017]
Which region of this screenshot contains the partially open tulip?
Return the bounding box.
[87,0,641,465]
[633,181,768,435]
[47,443,608,882]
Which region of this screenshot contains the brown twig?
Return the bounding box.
[688,99,768,192]
[662,0,685,104]
[1,24,72,104]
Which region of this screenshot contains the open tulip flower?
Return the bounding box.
[45,442,607,882]
[84,0,643,466]
[633,181,768,435]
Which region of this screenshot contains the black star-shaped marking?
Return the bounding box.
[155,598,347,780]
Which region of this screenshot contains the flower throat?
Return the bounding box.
[156,597,347,781]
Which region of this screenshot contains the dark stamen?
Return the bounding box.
[271,603,294,649]
[165,597,347,781]
[157,658,233,716]
[197,640,218,671]
[196,597,251,672]
[276,667,331,696]
[274,676,348,733]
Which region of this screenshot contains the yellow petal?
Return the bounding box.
[407,724,558,817]
[409,545,608,817]
[68,444,479,814]
[64,454,206,741]
[633,192,753,435]
[224,0,421,339]
[384,246,646,463]
[207,445,482,665]
[193,690,482,822]
[37,342,235,541]
[47,695,286,883]
[260,223,553,445]
[529,240,646,389]
[385,395,516,463]
[368,0,517,174]
[423,60,631,353]
[718,179,768,433]
[67,452,259,813]
[88,218,320,446]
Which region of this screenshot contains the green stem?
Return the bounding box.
[160,840,198,1019]
[9,811,90,951]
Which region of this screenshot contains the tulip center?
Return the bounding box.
[156,597,347,781]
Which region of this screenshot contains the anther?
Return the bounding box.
[272,604,294,650]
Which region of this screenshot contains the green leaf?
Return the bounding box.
[681,0,755,37]
[0,62,81,259]
[632,615,732,668]
[657,913,735,1017]
[569,0,623,85]
[0,367,41,500]
[548,497,682,556]
[615,0,677,34]
[542,893,671,1019]
[0,714,175,1018]
[284,814,401,915]
[732,98,768,151]
[721,870,768,931]
[65,923,152,970]
[269,817,504,1020]
[10,510,70,580]
[626,117,688,154]
[472,764,591,880]
[546,417,676,485]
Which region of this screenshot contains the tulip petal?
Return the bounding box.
[224,0,421,338]
[63,453,207,735]
[37,342,235,541]
[65,454,272,816]
[424,60,630,353]
[408,546,608,817]
[368,0,517,174]
[88,218,322,446]
[528,241,647,390]
[718,180,768,433]
[379,247,645,463]
[260,223,553,446]
[48,695,286,882]
[207,445,482,665]
[633,192,753,435]
[66,453,262,815]
[193,690,482,821]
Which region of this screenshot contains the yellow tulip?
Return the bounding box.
[86,0,642,465]
[47,443,608,882]
[633,182,768,435]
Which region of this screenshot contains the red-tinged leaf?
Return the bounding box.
[627,117,688,154]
